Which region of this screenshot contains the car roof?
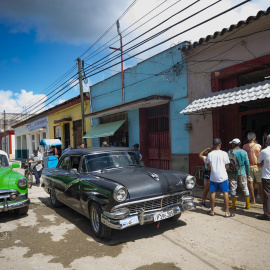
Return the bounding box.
[64,147,133,155]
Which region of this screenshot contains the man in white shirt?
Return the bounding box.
[257,134,270,221]
[28,149,43,187]
[206,138,234,217]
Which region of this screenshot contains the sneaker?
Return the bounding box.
[200,202,206,207]
[36,183,40,187]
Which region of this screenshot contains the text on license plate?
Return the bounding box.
[154,210,174,222]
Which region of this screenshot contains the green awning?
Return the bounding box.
[83,119,126,139]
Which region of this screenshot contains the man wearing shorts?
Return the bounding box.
[206,138,234,217]
[228,138,250,209]
[243,132,263,204]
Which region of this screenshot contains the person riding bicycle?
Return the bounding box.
[27,149,43,187]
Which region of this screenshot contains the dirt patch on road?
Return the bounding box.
[135,263,181,270]
[0,201,124,268]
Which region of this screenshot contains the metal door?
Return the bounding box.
[147,104,171,170]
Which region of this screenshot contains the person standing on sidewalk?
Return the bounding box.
[206,138,234,217]
[257,134,270,221]
[228,138,250,209]
[28,149,43,187]
[243,132,263,204]
[199,147,212,207]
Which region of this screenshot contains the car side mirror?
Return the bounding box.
[11,163,20,169]
[70,168,79,174]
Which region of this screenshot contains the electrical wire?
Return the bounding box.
[82,0,250,81]
[82,0,215,77]
[79,0,140,59]
[13,0,251,118]
[83,0,179,63]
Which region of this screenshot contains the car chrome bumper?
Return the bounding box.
[0,198,30,212]
[101,197,196,230]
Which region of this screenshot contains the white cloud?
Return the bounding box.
[0,89,47,114]
[58,99,66,104]
[0,0,129,45]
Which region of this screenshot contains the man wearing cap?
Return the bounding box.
[243,132,263,204]
[102,141,108,147]
[228,138,250,209]
[133,144,142,160]
[257,134,270,221]
[206,138,234,217]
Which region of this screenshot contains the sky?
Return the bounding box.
[0,0,269,115]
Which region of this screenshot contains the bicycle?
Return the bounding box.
[24,162,34,188]
[193,166,206,188]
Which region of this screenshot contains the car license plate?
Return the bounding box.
[154,210,174,222]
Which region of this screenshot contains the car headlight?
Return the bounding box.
[17,178,27,188]
[185,175,195,189]
[113,185,128,202]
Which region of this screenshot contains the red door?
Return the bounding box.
[141,104,171,170]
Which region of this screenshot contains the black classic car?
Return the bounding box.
[42,148,196,238]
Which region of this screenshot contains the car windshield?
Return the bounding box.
[83,151,142,172]
[0,154,9,167]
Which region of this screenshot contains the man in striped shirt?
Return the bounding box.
[243,132,263,204]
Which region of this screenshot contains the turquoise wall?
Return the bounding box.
[91,45,189,154]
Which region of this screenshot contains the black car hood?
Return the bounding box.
[92,166,189,200]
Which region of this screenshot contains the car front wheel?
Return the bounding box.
[50,189,63,208]
[90,202,111,239]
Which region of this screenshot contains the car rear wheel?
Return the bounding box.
[50,189,63,208]
[14,205,29,215]
[90,202,111,239]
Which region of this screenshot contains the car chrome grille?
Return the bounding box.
[121,194,182,215]
[0,190,19,204]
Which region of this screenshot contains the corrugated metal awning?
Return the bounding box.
[180,79,270,114]
[83,120,126,139]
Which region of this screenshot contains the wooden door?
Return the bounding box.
[145,104,171,170]
[73,120,82,149]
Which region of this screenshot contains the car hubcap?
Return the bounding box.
[91,207,99,233]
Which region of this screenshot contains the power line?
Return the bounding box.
[16,0,251,118]
[82,0,208,76]
[79,0,140,60]
[83,0,175,63]
[82,0,244,79]
[33,0,250,116]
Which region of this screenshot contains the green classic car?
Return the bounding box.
[0,150,30,215]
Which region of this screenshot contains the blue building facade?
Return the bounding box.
[86,45,189,172]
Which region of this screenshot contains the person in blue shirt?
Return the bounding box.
[62,145,72,155]
[228,138,250,209]
[133,143,142,160]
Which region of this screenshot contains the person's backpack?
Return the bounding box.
[227,150,240,174]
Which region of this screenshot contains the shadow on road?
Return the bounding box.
[38,196,187,245]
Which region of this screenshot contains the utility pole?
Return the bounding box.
[109,20,125,103]
[77,58,87,147]
[3,110,6,153]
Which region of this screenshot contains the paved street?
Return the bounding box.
[0,166,269,270]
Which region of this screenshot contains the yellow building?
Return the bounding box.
[48,93,91,149]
